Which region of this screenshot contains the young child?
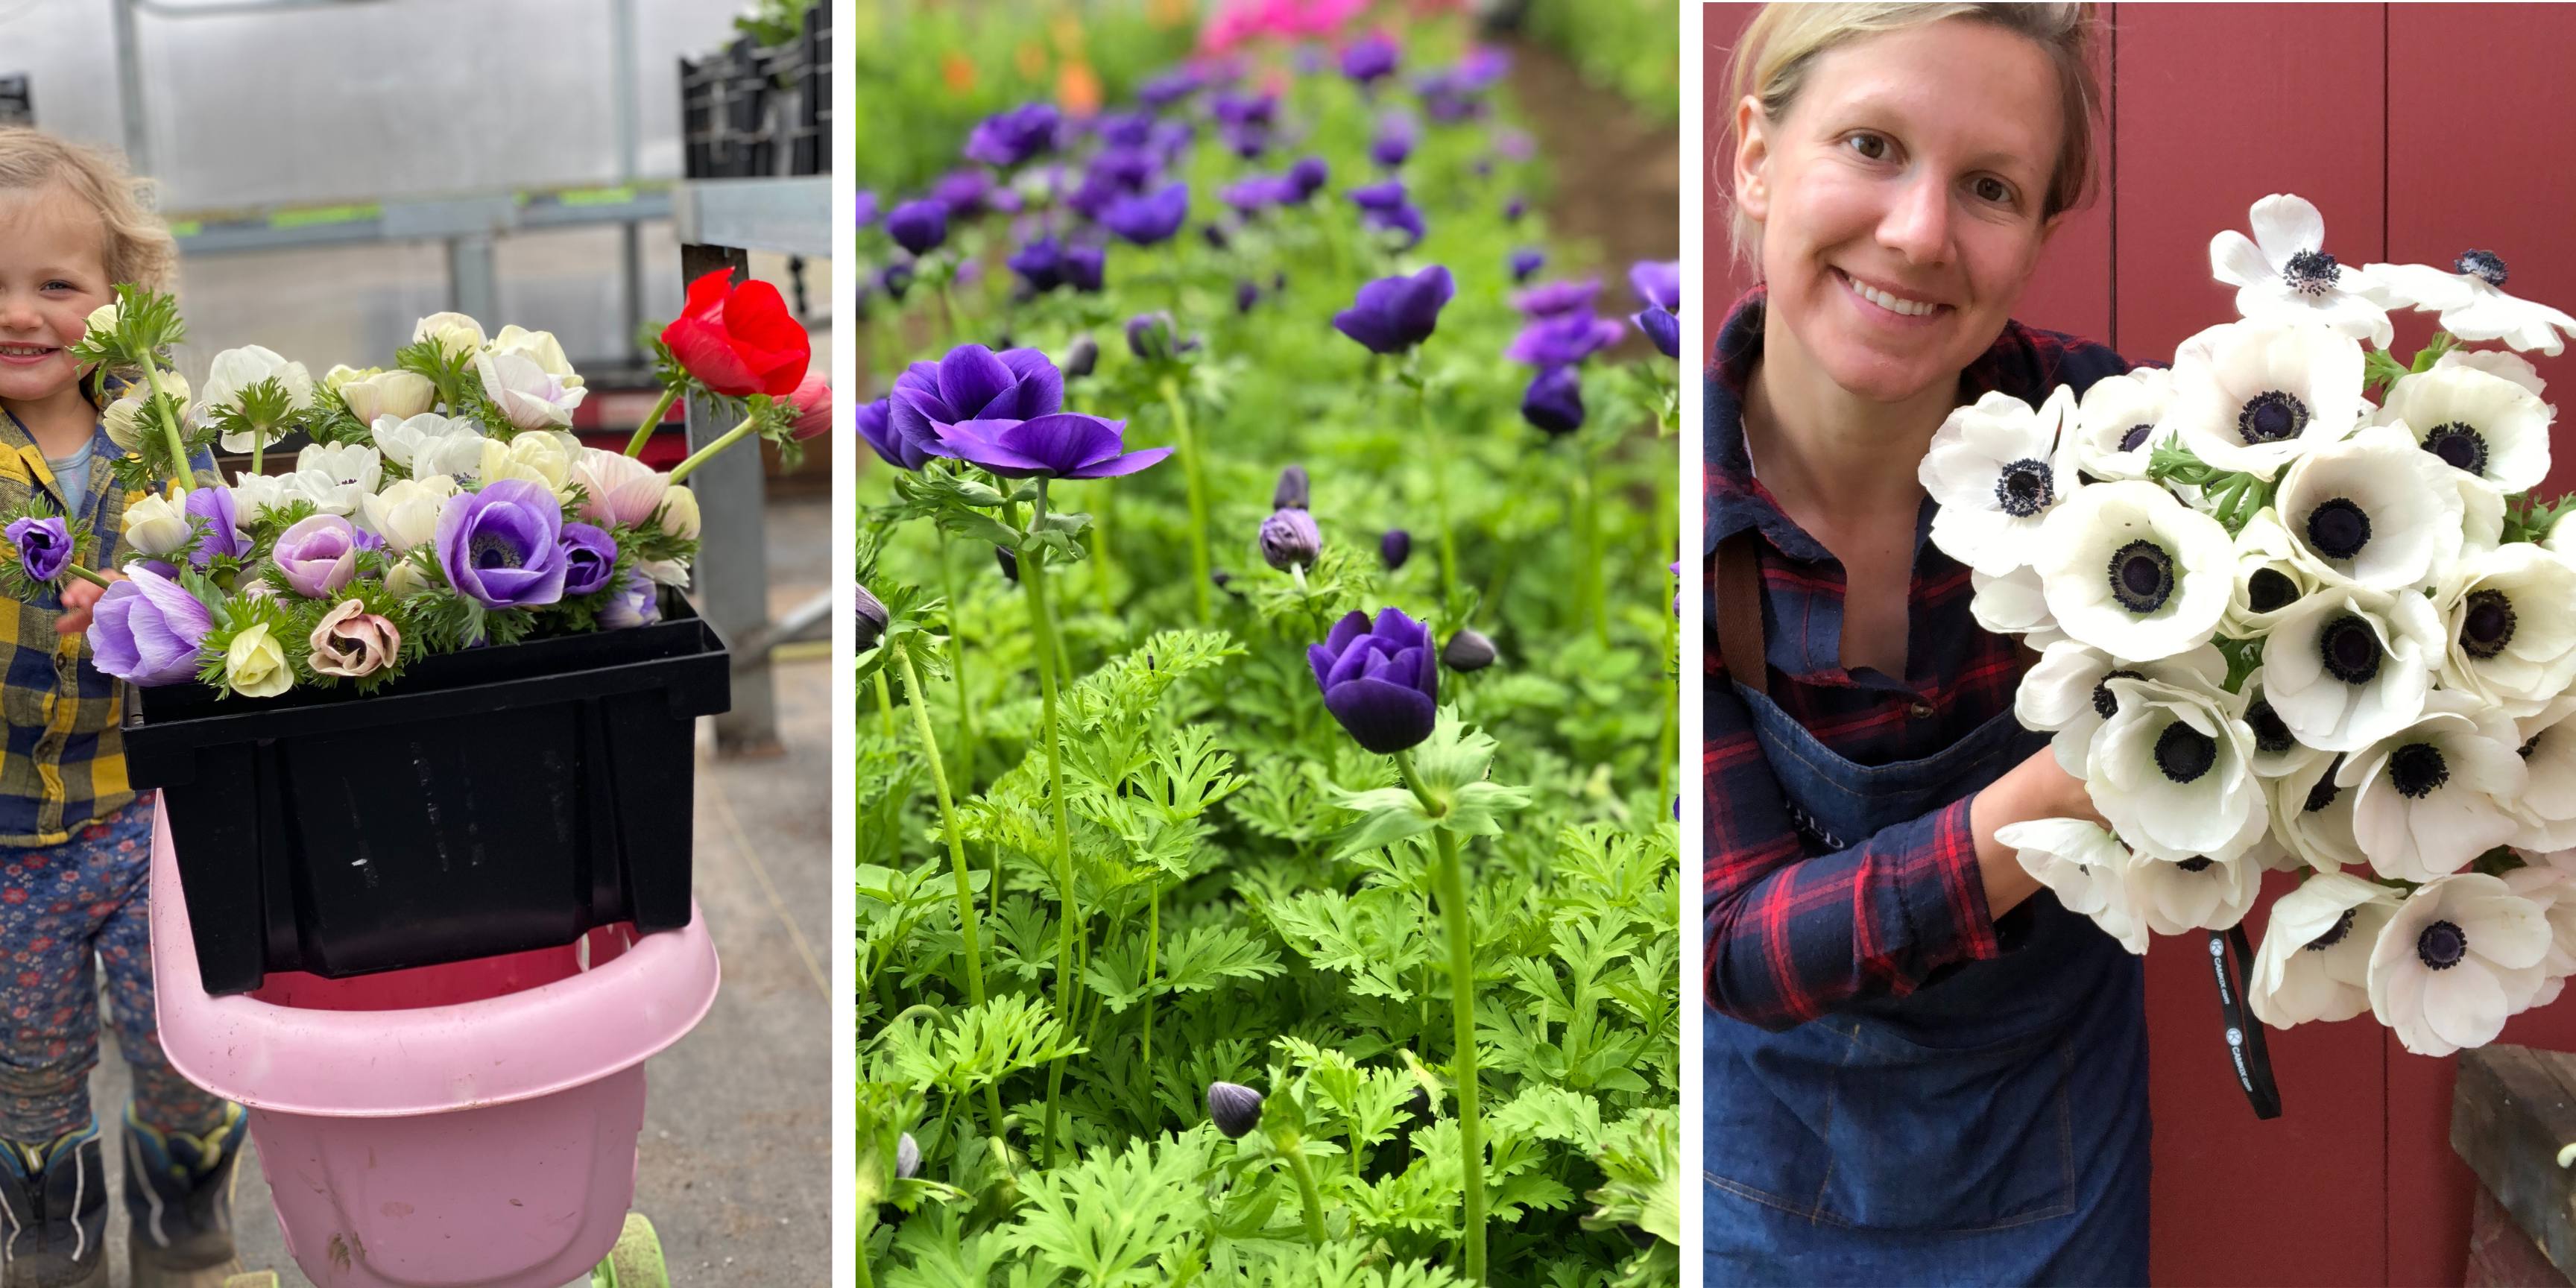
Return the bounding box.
[0,128,244,1288]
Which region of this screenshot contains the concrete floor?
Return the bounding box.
[89,497,833,1287]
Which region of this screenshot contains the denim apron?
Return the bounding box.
[1705,532,2151,1287]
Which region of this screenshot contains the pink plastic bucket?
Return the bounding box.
[146,809,720,1287]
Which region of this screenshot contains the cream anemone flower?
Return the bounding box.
[371,412,487,476]
[227,472,294,523]
[2434,543,2576,718]
[2338,690,2530,882]
[1995,818,2148,954]
[2220,509,2321,639]
[2237,665,2333,781]
[2068,368,2175,483]
[2260,584,2441,753]
[2367,872,2551,1057]
[2088,674,2266,862]
[285,443,382,517]
[2367,252,2576,356]
[1920,386,2080,577]
[1969,566,2063,648]
[2510,698,2576,853]
[2165,321,2367,480]
[2015,640,2225,777]
[2375,365,2553,495]
[2035,480,2236,661]
[2128,842,2265,935]
[2208,194,2394,347]
[2270,751,2366,874]
[2273,423,2463,593]
[2503,865,2576,1008]
[2248,872,2402,1027]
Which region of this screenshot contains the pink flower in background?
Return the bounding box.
[789,373,833,441]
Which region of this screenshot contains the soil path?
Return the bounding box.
[1502,35,1682,273]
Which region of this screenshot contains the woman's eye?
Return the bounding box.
[1846,133,1890,161]
[1974,177,2015,206]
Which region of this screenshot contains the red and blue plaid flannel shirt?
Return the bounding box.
[1703,287,2133,1029]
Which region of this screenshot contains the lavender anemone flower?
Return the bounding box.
[559,522,618,596]
[1522,366,1585,435]
[271,514,361,599]
[1309,607,1439,754]
[1064,244,1106,293]
[1342,32,1399,84]
[1506,312,1627,367]
[1333,265,1456,355]
[929,413,1172,481]
[888,345,1065,453]
[1102,183,1190,247]
[5,517,69,583]
[602,564,661,630]
[1260,508,1321,571]
[1223,175,1295,216]
[434,479,570,610]
[184,484,251,567]
[1380,528,1411,570]
[1509,247,1545,283]
[1635,307,1681,359]
[858,398,924,470]
[1630,259,1682,312]
[964,102,1061,168]
[1514,278,1602,319]
[1287,156,1330,202]
[87,565,211,686]
[886,199,947,256]
[856,190,880,227]
[1008,237,1069,294]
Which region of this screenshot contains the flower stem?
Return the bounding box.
[139,366,192,497]
[893,642,1008,1149]
[622,385,684,458]
[1158,374,1213,622]
[1139,883,1160,1115]
[938,543,978,786]
[1573,457,1606,645]
[60,563,109,590]
[1415,372,1457,609]
[666,412,759,484]
[1282,1145,1329,1245]
[1023,482,1081,1168]
[1395,749,1486,1285]
[873,668,896,741]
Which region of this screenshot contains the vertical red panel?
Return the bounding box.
[2112,7,2392,1287]
[1704,1,1762,342]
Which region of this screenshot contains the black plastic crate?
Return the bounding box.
[124,599,730,995]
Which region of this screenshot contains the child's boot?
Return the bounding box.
[0,1120,109,1288]
[119,1103,246,1288]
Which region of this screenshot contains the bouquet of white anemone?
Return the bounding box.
[1948,194,2576,1058]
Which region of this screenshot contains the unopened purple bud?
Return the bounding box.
[1380,528,1410,570]
[1259,508,1321,572]
[1207,1081,1264,1138]
[1504,195,1527,223]
[1442,627,1497,672]
[1273,464,1310,511]
[1063,334,1099,380]
[858,583,888,649]
[1236,279,1260,314]
[996,546,1018,582]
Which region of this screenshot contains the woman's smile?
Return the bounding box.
[1832,266,1951,326]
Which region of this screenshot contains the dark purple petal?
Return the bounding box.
[997,414,1123,476]
[937,346,1017,420]
[1066,446,1171,479]
[1322,677,1438,754]
[996,349,1065,417]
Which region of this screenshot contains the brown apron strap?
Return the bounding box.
[1714,529,1770,701]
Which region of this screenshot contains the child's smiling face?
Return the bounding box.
[0,186,111,412]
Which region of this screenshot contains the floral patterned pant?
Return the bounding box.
[0,793,230,1143]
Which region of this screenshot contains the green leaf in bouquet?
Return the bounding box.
[75,285,186,369]
[206,376,300,457]
[1578,1108,1680,1248]
[2147,441,2217,487]
[192,588,313,698]
[394,337,476,416]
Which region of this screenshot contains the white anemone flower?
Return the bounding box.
[2088,674,2266,862]
[2270,751,2366,874]
[2035,480,2236,661]
[1995,818,2147,954]
[2261,584,2440,753]
[2237,665,2332,781]
[2220,509,2321,639]
[2209,194,2394,347]
[196,345,318,452]
[2249,872,2402,1027]
[2434,347,2548,400]
[2165,321,2367,480]
[370,412,487,474]
[2272,423,2463,593]
[2503,865,2576,1008]
[2339,690,2529,882]
[2375,365,2553,495]
[2510,698,2576,853]
[285,443,382,517]
[2367,253,2576,356]
[2367,872,2551,1056]
[1920,386,2080,576]
[2434,543,2576,718]
[2068,368,2175,483]
[1969,566,2063,648]
[2015,640,2225,777]
[227,472,294,523]
[2129,844,2264,935]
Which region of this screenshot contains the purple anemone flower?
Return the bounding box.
[1506,312,1627,367]
[857,398,922,470]
[929,414,1172,481]
[272,514,360,599]
[1102,182,1190,247]
[1342,33,1399,84]
[1064,244,1106,293]
[888,344,1065,453]
[1009,237,1069,293]
[1287,156,1330,201]
[1515,278,1601,319]
[1096,110,1154,148]
[435,479,568,610]
[1333,265,1455,355]
[1371,114,1417,169]
[559,522,618,596]
[1090,146,1162,193]
[86,564,211,686]
[932,168,996,218]
[964,102,1062,168]
[1630,259,1682,312]
[1348,180,1407,212]
[1223,175,1295,216]
[1509,247,1545,283]
[1364,203,1426,250]
[1137,66,1202,110]
[855,190,880,227]
[183,485,251,567]
[1309,607,1438,754]
[886,199,947,256]
[1503,195,1527,223]
[602,564,661,630]
[7,517,68,583]
[1522,366,1585,435]
[1635,308,1680,359]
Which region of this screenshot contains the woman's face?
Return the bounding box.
[1734,20,2067,402]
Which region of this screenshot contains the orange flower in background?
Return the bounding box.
[941,49,976,95]
[1057,60,1101,116]
[1148,0,1192,28]
[1014,40,1047,80]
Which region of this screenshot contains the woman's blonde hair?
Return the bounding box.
[1720,3,2105,275]
[0,127,174,290]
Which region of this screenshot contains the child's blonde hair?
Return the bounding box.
[1720,3,2106,276]
[0,127,175,291]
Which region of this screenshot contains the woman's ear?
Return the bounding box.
[1731,96,1772,226]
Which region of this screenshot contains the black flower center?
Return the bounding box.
[2303,758,2343,814]
[2522,734,2544,760]
[2282,249,2340,297]
[2154,720,2219,783]
[2108,540,2177,613]
[2417,919,2468,970]
[2248,567,2299,614]
[2305,908,2358,952]
[2388,742,2450,799]
[2305,498,2372,561]
[2319,614,2383,684]
[2247,698,2294,754]
[2456,250,2508,288]
[2421,421,2490,476]
[1993,458,2055,517]
[2092,668,2143,722]
[2238,390,2311,445]
[2118,423,2156,454]
[470,533,524,571]
[2461,589,2518,660]
[2178,856,2215,873]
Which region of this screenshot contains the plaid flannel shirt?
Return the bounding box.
[0,370,165,845]
[1703,287,2132,1029]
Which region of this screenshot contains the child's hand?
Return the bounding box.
[55,570,121,636]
